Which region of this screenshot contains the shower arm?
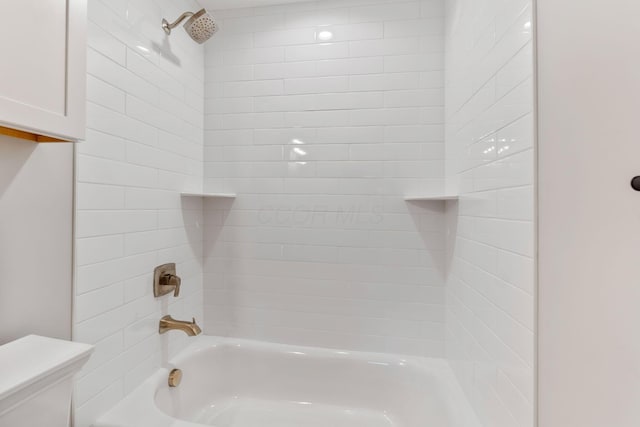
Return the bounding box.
[162,12,195,35]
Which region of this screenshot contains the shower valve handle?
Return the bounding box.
[153,263,182,298]
[160,274,181,297]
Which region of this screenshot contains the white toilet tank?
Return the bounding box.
[0,335,93,427]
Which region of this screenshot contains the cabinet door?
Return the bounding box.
[0,0,86,141]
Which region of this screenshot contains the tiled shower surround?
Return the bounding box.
[202,0,448,356]
[73,0,205,425]
[445,0,535,426]
[72,0,535,426]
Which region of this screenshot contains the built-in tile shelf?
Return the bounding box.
[404,195,459,202]
[181,192,236,199]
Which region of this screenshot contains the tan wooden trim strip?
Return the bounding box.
[0,125,70,143]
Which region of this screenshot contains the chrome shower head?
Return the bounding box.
[162,9,218,44]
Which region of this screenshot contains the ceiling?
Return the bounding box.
[199,0,312,10]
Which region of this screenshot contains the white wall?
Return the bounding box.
[202,0,448,356]
[0,136,73,343]
[72,0,205,425]
[444,0,535,426]
[537,0,640,425]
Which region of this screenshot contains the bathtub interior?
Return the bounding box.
[152,339,477,427]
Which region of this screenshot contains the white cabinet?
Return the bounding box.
[0,0,86,142]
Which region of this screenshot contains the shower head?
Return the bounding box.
[162,9,218,44]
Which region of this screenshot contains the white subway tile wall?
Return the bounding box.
[444,0,534,426]
[203,0,447,356]
[72,0,534,425]
[74,0,205,425]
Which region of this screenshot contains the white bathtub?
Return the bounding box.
[94,336,480,427]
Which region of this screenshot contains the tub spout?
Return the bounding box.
[159,315,202,336]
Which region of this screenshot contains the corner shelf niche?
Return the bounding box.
[404,194,458,202]
[180,192,236,199]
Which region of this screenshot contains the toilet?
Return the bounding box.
[0,335,93,427]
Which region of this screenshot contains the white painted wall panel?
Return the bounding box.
[0,136,73,343]
[538,0,640,425]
